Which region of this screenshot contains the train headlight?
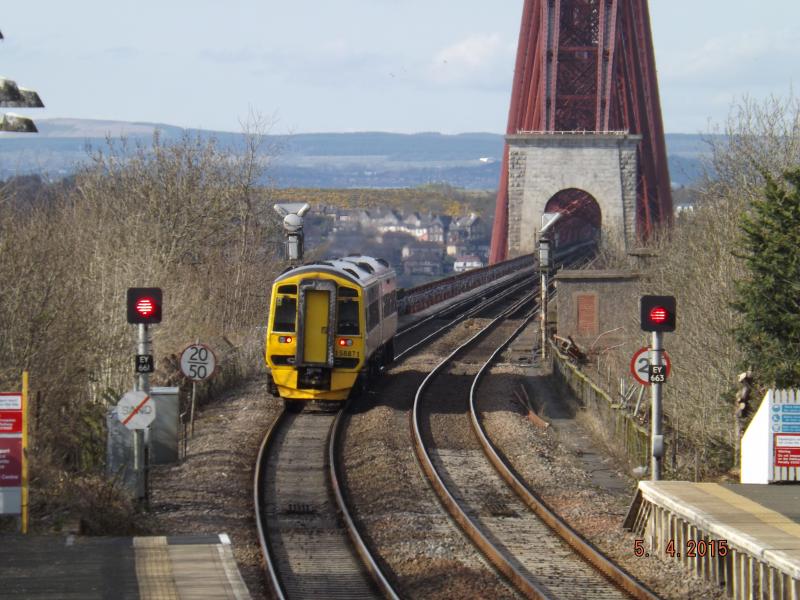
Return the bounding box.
[337,338,353,347]
[279,336,293,344]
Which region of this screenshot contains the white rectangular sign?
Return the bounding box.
[776,435,800,448]
[0,395,21,410]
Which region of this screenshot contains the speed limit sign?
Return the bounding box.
[180,344,217,381]
[629,347,671,386]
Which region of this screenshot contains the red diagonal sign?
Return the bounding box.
[122,394,151,426]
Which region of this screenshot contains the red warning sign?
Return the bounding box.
[774,434,800,468]
[0,411,22,434]
[0,438,22,487]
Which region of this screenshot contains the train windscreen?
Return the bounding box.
[337,299,360,335]
[273,296,297,332]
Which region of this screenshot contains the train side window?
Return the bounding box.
[277,284,297,295]
[273,296,297,332]
[382,290,397,316]
[338,287,358,298]
[367,300,380,331]
[337,299,360,335]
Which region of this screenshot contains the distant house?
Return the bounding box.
[454,255,484,273]
[446,242,469,258]
[401,212,447,243]
[447,213,490,260]
[373,208,404,233]
[424,214,447,244]
[355,209,373,229]
[332,209,360,233]
[448,213,489,245]
[402,242,444,276]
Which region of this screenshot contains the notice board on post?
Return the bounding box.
[0,393,23,514]
[742,389,800,484]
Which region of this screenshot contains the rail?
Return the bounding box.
[470,318,659,600]
[329,404,400,600]
[411,287,654,598]
[398,254,534,315]
[410,289,548,598]
[254,408,387,599]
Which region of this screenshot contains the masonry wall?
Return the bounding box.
[554,270,640,349]
[506,133,641,257]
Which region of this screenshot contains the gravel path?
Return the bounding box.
[141,375,281,600]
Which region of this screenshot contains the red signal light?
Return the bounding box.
[127,288,162,324]
[649,306,668,324]
[640,295,676,332]
[136,297,155,317]
[338,338,353,347]
[279,336,293,344]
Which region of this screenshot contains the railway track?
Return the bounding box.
[411,291,660,599]
[255,273,537,598]
[395,272,537,360]
[396,267,535,338]
[254,408,396,599]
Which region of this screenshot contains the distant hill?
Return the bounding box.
[0,118,712,188]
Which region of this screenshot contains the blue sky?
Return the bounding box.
[2,1,799,134]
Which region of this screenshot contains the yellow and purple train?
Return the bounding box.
[264,256,397,410]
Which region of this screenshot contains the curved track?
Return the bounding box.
[395,273,537,360]
[254,273,538,598]
[411,293,660,599]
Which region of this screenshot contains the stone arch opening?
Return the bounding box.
[543,188,602,249]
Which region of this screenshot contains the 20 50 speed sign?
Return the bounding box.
[180,344,217,381]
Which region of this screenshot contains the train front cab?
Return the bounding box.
[266,274,365,403]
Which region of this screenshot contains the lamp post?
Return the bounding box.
[538,236,550,358]
[274,202,311,264]
[538,212,562,359]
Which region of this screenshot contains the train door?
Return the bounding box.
[303,290,329,363]
[297,279,336,368]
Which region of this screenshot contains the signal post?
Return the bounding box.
[125,288,163,502]
[640,295,676,481]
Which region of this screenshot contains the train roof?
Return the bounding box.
[275,255,395,287]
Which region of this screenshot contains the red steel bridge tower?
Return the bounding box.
[489,0,672,263]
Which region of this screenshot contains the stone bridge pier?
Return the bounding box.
[506,132,642,256]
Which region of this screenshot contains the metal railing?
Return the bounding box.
[398,254,535,315]
[550,340,650,470]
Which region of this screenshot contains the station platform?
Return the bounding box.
[626,481,800,599]
[0,533,252,599]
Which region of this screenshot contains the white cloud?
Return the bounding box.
[657,27,800,131]
[427,33,515,89]
[660,29,800,85]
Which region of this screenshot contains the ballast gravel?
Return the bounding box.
[144,317,724,600]
[475,323,724,600]
[341,321,521,599]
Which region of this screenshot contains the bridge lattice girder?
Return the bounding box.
[489,0,672,263]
